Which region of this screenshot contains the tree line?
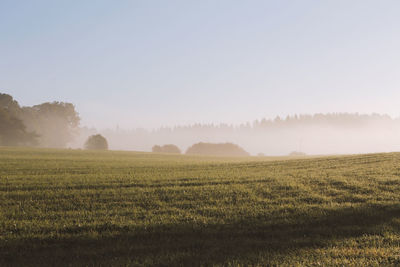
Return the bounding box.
[152,113,394,133]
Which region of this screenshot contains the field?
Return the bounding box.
[1,147,400,266]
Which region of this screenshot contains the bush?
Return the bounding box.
[84,134,108,150]
[152,144,181,154]
[152,145,162,153]
[186,142,249,157]
[289,151,306,156]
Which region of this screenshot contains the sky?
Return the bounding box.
[1,0,400,129]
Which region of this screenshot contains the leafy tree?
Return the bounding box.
[0,108,38,146]
[21,102,80,147]
[0,93,21,116]
[0,93,38,146]
[84,134,108,150]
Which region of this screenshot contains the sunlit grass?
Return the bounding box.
[1,147,400,266]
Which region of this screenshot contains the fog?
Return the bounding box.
[4,92,399,156]
[71,114,400,156]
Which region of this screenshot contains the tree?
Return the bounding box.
[0,108,38,146]
[0,93,38,146]
[152,144,181,154]
[20,102,80,148]
[0,93,80,148]
[0,93,21,116]
[84,134,108,150]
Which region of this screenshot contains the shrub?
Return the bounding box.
[84,134,108,150]
[152,144,181,154]
[289,151,306,156]
[152,145,162,153]
[186,142,249,157]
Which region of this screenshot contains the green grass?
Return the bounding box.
[1,147,400,266]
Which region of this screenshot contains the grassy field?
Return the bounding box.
[1,147,400,266]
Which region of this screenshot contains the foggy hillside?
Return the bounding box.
[72,113,400,156]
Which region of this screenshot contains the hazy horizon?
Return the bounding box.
[67,113,400,156]
[2,1,400,129]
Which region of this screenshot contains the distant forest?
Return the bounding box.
[2,92,400,155]
[76,112,400,155]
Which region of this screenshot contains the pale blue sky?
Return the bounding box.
[1,1,400,128]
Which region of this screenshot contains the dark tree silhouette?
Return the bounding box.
[84,134,108,150]
[0,93,21,116]
[0,94,38,146]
